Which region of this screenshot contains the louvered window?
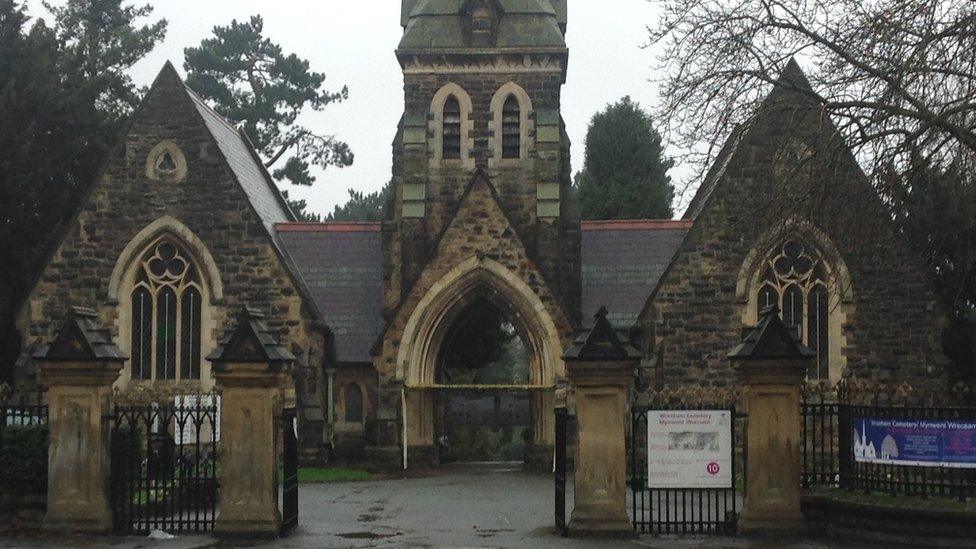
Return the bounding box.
[502,95,521,159]
[443,96,462,160]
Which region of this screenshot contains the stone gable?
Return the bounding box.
[638,64,947,387]
[17,65,326,443]
[375,172,575,383]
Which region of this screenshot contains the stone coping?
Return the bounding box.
[803,491,976,547]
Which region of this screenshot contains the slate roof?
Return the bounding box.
[580,220,692,329]
[399,0,566,50]
[184,85,294,233]
[208,307,298,364]
[175,69,326,325]
[276,223,383,364]
[33,307,127,362]
[276,219,690,364]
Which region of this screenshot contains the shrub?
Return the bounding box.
[0,426,48,496]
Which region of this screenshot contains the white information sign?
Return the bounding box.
[647,410,733,489]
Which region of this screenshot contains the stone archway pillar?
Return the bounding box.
[207,308,295,539]
[729,305,814,533]
[564,308,640,537]
[33,308,126,534]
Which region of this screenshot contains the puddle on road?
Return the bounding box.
[336,531,402,540]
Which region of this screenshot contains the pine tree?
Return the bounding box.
[574,97,675,220]
[184,15,353,192]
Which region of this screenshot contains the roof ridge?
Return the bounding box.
[183,85,242,134]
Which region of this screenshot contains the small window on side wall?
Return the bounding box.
[345,383,364,423]
[443,97,462,160]
[502,95,521,159]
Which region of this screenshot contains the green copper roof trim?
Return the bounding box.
[400,0,565,50]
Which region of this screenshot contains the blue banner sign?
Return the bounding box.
[853,417,976,469]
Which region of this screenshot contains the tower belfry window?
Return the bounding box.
[443,96,462,160]
[502,95,521,159]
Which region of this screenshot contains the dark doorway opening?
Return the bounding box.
[435,299,531,463]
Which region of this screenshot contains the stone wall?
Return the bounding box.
[385,68,581,331]
[638,84,947,388]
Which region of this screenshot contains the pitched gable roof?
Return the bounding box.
[581,220,690,329]
[682,58,821,221]
[277,217,690,364]
[184,86,295,233]
[18,62,324,327]
[277,223,383,364]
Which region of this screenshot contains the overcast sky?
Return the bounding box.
[26,0,689,218]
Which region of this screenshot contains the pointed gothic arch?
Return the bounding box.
[429,83,475,168]
[489,82,533,166]
[397,256,565,387]
[111,217,221,387]
[396,256,565,451]
[737,222,853,380]
[109,216,223,304]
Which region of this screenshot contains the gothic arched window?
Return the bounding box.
[502,95,521,159]
[129,240,203,381]
[345,383,364,423]
[443,96,462,160]
[756,239,831,379]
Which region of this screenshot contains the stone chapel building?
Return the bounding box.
[15,0,947,467]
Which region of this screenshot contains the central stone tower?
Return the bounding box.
[369,0,580,470]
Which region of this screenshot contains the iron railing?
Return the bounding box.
[109,397,219,534]
[0,388,48,498]
[629,403,739,535]
[802,390,976,501]
[554,407,568,535]
[280,407,299,536]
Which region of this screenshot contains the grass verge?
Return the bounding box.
[297,467,371,483]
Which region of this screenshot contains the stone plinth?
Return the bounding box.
[729,305,814,534]
[563,307,640,537]
[565,360,635,536]
[212,363,289,538]
[33,307,126,534]
[207,307,295,539]
[37,361,121,533]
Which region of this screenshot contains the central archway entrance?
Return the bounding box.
[435,298,531,463]
[398,257,566,470]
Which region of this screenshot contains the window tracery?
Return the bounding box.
[130,239,203,381]
[757,239,831,379]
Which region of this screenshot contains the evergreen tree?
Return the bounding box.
[184,15,353,192]
[326,182,392,222]
[43,0,167,117]
[574,97,675,220]
[0,0,165,380]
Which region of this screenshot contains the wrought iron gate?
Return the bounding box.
[629,402,739,535]
[110,396,219,534]
[280,407,299,536]
[554,407,568,535]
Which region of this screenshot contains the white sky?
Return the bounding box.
[25,0,690,218]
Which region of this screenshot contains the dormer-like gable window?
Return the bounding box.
[463,0,498,47]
